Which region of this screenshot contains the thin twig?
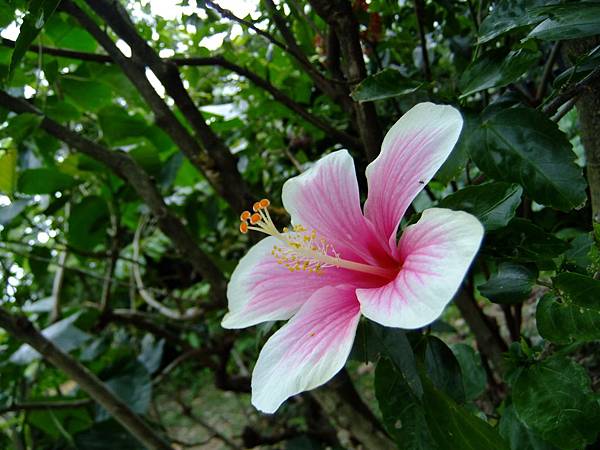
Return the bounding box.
[132,218,203,321]
[0,399,92,415]
[536,42,561,102]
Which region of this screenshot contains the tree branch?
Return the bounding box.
[307,0,382,161]
[0,399,93,415]
[82,0,254,211]
[0,91,226,304]
[1,37,359,151]
[0,308,173,450]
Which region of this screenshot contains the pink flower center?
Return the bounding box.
[239,200,397,279]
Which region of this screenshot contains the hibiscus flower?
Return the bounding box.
[222,102,484,413]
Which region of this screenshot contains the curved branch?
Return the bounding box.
[0,91,226,303]
[0,38,360,150]
[82,0,254,210]
[132,218,203,321]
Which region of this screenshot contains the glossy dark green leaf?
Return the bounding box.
[564,233,594,274]
[422,377,510,450]
[536,272,600,344]
[98,106,149,146]
[460,49,539,97]
[484,219,568,262]
[527,3,600,41]
[513,356,600,449]
[468,107,586,211]
[422,336,465,404]
[67,196,109,251]
[8,0,62,78]
[478,262,537,304]
[451,344,487,401]
[477,0,556,43]
[375,358,438,450]
[499,401,559,450]
[1,113,43,144]
[17,168,78,195]
[438,182,522,231]
[350,68,424,102]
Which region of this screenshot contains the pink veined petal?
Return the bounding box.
[364,103,463,253]
[251,285,361,413]
[282,150,391,266]
[222,236,369,329]
[356,208,483,329]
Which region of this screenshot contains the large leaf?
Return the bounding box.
[8,0,63,78]
[499,401,559,450]
[477,0,556,43]
[513,356,600,450]
[375,358,438,450]
[451,344,487,401]
[527,3,600,41]
[67,196,110,251]
[468,107,587,212]
[75,420,145,450]
[478,262,537,304]
[438,182,522,231]
[350,68,424,102]
[422,377,510,450]
[18,168,78,195]
[421,336,465,404]
[536,272,600,344]
[96,361,152,421]
[460,49,539,97]
[0,146,17,194]
[484,219,569,263]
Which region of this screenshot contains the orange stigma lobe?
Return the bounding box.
[240,211,251,221]
[259,198,270,208]
[250,213,261,224]
[239,222,249,233]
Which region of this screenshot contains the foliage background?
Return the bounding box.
[0,0,600,448]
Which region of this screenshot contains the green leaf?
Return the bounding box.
[96,361,152,421]
[478,262,537,304]
[74,420,145,450]
[513,356,600,449]
[499,401,559,450]
[484,219,569,263]
[422,377,510,450]
[460,49,539,97]
[67,196,109,251]
[97,106,149,145]
[17,168,78,195]
[436,114,475,184]
[350,68,424,102]
[468,107,587,211]
[375,358,438,450]
[61,76,113,112]
[137,334,164,375]
[536,272,600,344]
[451,344,487,401]
[29,405,92,439]
[10,313,91,364]
[421,336,465,404]
[0,146,17,195]
[1,113,43,145]
[527,3,600,41]
[438,182,523,231]
[8,0,62,78]
[477,0,556,43]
